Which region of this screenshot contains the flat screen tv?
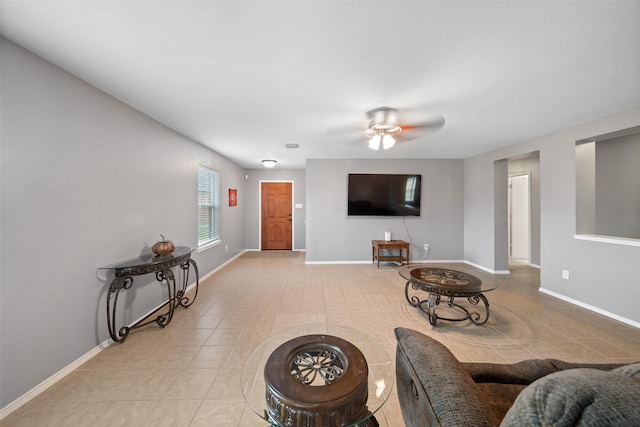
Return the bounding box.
[348,173,422,216]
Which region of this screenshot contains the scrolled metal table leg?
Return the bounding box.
[404,280,423,307]
[177,259,199,308]
[426,293,440,326]
[153,269,176,328]
[467,293,490,325]
[107,277,133,343]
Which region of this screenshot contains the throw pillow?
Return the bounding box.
[501,368,640,427]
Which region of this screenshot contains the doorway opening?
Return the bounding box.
[508,173,530,264]
[505,152,540,272]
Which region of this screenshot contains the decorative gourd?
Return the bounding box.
[152,235,175,256]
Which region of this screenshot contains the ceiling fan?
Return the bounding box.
[364,106,445,150]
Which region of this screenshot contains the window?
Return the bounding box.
[405,176,418,203]
[197,165,220,249]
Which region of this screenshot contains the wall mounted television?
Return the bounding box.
[348,173,422,217]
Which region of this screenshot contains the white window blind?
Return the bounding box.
[197,165,220,248]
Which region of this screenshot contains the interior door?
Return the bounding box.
[261,182,292,250]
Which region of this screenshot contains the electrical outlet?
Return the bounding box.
[225,244,228,252]
[424,243,430,250]
[562,269,570,280]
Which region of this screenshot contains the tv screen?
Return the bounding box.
[348,173,422,216]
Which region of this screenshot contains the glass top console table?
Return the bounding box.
[399,265,497,326]
[241,324,394,426]
[99,246,199,343]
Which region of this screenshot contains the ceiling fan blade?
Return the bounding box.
[327,107,444,145]
[395,115,445,143]
[400,114,445,132]
[395,131,424,143]
[325,124,366,136]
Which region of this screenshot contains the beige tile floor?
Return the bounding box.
[3,252,640,426]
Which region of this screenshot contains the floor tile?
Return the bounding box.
[2,253,639,427]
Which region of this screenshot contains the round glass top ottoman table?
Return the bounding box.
[399,265,497,326]
[241,324,394,426]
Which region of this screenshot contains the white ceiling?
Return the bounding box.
[2,1,639,169]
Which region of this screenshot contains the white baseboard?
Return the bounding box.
[197,250,247,284]
[539,288,640,329]
[0,251,247,420]
[411,259,465,264]
[464,260,511,275]
[305,260,370,265]
[122,252,246,331]
[0,338,112,420]
[530,263,541,269]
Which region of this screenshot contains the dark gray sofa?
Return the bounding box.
[395,327,640,426]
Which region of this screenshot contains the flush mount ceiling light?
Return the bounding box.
[261,159,277,168]
[364,108,402,150]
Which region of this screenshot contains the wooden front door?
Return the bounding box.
[261,182,292,250]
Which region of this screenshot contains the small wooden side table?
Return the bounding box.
[372,240,410,268]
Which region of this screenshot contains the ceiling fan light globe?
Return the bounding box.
[368,135,381,150]
[382,135,396,150]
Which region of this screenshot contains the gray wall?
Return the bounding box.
[464,106,640,324]
[493,159,509,272]
[0,39,246,407]
[243,169,306,250]
[464,155,497,269]
[305,159,464,262]
[576,142,596,234]
[595,133,640,239]
[3,33,639,414]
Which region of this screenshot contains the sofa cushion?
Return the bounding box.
[475,383,527,422]
[464,359,627,385]
[501,368,640,426]
[612,362,640,378]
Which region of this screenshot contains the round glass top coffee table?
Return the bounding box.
[241,324,394,426]
[399,265,497,326]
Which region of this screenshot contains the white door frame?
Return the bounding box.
[258,180,295,250]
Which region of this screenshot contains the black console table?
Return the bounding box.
[99,246,199,343]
